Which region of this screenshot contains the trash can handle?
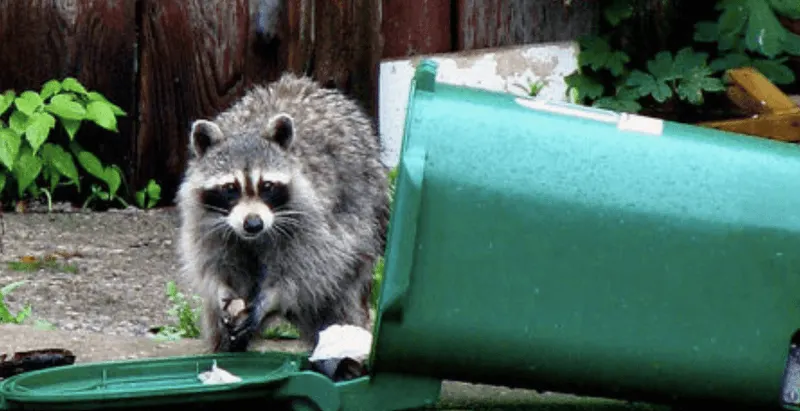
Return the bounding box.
[380,146,426,320]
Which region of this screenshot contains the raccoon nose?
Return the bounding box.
[243,214,264,234]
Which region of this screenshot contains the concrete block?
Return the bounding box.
[378,41,580,167]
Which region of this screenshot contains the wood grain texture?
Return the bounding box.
[0,0,136,188]
[456,0,597,50]
[381,0,453,59]
[136,0,291,202]
[309,0,381,118]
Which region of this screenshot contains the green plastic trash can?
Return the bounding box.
[370,60,800,409]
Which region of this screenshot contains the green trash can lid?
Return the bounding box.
[0,351,305,409]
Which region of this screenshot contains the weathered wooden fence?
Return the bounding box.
[0,0,598,205]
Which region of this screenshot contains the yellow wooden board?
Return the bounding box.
[697,67,799,142]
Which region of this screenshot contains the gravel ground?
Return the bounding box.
[0,205,183,337]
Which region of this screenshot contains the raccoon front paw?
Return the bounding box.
[218,298,257,352]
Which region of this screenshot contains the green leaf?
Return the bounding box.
[604,0,633,26]
[577,36,630,75]
[646,51,677,81]
[9,110,29,134]
[86,101,118,131]
[72,143,105,181]
[104,165,122,196]
[46,165,60,193]
[0,280,26,323]
[0,172,6,194]
[770,0,800,19]
[0,280,25,297]
[578,36,612,69]
[751,58,796,84]
[146,179,161,208]
[564,72,605,101]
[14,304,31,324]
[718,1,748,39]
[676,67,726,105]
[60,118,81,140]
[45,94,86,121]
[694,21,720,42]
[710,53,752,72]
[745,0,787,57]
[0,128,21,170]
[0,90,16,117]
[13,91,43,116]
[783,31,800,56]
[135,190,146,208]
[41,143,79,186]
[673,48,710,76]
[25,112,56,154]
[626,70,672,103]
[61,77,88,95]
[717,31,742,52]
[605,51,630,77]
[86,92,126,116]
[591,97,642,113]
[147,179,161,197]
[13,146,43,197]
[40,80,62,101]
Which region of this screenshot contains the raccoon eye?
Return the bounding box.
[259,181,274,192]
[260,181,289,208]
[221,183,239,197]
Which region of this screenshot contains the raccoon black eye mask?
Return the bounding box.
[258,181,289,209]
[199,181,289,216]
[200,183,241,215]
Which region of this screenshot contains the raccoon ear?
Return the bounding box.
[190,120,224,157]
[265,113,294,149]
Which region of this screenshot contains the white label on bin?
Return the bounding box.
[515,98,665,136]
[515,98,619,124]
[617,113,664,136]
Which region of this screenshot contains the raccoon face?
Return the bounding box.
[199,170,291,239]
[187,112,298,241]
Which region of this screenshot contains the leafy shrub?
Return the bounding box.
[0,78,161,211]
[565,0,800,121]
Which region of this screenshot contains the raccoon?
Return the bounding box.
[175,73,390,353]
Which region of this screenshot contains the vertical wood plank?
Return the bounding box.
[456,0,598,51]
[284,0,315,75]
[137,0,286,202]
[381,0,453,59]
[309,0,382,118]
[0,0,137,192]
[245,0,295,86]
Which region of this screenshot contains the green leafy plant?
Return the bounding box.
[0,281,32,325]
[565,0,800,120]
[0,78,127,210]
[514,79,547,98]
[693,0,800,84]
[155,281,202,341]
[135,179,162,210]
[371,167,398,308]
[262,322,300,340]
[0,78,163,211]
[7,259,78,274]
[33,319,57,330]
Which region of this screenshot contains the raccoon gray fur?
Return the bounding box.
[175,73,390,353]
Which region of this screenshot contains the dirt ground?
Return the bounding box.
[0,206,184,337]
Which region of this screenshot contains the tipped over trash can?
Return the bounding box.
[371,59,800,409]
